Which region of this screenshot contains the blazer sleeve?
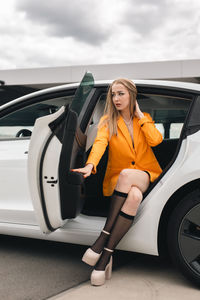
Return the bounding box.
[137,113,163,147]
[86,118,109,174]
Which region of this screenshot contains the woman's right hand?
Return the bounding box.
[71,163,94,178]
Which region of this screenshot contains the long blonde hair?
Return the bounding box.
[99,78,137,139]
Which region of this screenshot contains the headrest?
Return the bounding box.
[93,100,105,123]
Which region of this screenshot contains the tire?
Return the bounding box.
[167,189,200,286]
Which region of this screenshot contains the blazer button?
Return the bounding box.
[131,161,135,165]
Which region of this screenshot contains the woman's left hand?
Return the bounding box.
[134,101,144,119]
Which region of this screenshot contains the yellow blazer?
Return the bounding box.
[86,113,163,196]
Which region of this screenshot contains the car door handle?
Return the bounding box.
[46,180,58,184]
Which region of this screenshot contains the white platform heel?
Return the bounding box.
[82,248,102,266]
[90,248,113,286]
[82,230,110,266]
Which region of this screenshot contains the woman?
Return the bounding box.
[72,78,163,286]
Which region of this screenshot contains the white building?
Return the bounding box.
[0,59,200,104]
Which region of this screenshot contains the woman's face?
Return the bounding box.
[111,83,130,113]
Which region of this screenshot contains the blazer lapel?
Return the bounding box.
[132,116,141,154]
[117,116,135,155]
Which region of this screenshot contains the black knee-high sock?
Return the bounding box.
[95,211,135,270]
[91,191,128,254]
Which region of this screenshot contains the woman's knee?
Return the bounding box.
[122,186,143,214]
[127,186,143,206]
[117,169,132,185]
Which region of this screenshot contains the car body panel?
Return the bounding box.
[0,139,36,224]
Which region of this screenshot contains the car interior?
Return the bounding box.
[82,92,192,216]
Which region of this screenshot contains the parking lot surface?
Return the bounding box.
[0,235,199,300]
[50,252,200,300]
[0,236,90,300]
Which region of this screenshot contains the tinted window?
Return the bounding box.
[137,94,191,139]
[0,93,75,139]
[90,92,191,140]
[70,72,94,116]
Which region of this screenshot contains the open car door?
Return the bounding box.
[28,72,94,233]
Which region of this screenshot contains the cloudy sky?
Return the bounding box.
[0,0,200,70]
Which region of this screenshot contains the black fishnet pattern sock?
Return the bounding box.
[95,211,135,270]
[91,190,128,254]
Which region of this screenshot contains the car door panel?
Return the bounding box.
[28,72,94,233]
[28,106,65,232]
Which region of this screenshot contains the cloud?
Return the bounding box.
[16,0,112,45]
[123,0,200,39]
[0,0,200,70]
[123,0,169,36]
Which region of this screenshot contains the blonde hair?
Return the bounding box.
[99,78,137,139]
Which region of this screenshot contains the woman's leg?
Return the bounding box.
[115,168,150,194]
[91,190,128,254]
[94,170,150,270]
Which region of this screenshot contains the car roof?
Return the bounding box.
[95,79,200,91]
[1,79,200,111]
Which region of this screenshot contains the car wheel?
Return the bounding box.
[167,189,200,286]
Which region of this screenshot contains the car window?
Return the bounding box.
[0,93,75,140]
[70,71,94,116]
[90,92,191,140]
[137,94,191,139]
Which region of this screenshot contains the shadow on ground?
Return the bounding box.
[0,235,90,300]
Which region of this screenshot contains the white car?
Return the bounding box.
[0,72,200,286]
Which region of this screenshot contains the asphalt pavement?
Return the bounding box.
[0,235,91,300]
[0,235,199,300]
[50,252,200,300]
